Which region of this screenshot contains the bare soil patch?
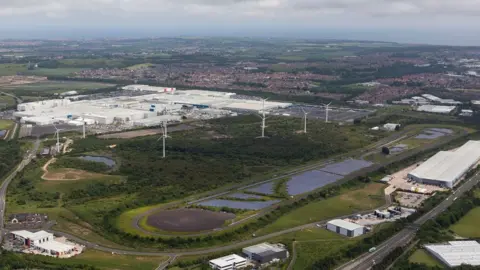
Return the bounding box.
[146,208,235,232]
[42,158,109,181]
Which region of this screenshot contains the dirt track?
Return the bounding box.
[41,158,105,181]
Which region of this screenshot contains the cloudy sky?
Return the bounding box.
[1,0,480,44]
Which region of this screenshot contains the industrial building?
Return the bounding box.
[13,87,291,128]
[416,105,456,114]
[242,243,288,264]
[209,254,247,270]
[9,230,80,258]
[408,140,480,188]
[326,219,365,237]
[425,241,480,267]
[383,123,400,131]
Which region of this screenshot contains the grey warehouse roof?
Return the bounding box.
[409,140,480,184]
[243,243,285,254]
[425,241,480,267]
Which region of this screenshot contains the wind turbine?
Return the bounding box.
[323,102,332,123]
[157,121,169,158]
[52,123,62,153]
[301,108,308,133]
[81,114,86,139]
[257,98,268,138]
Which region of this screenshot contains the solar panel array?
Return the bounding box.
[287,170,342,195]
[415,128,453,139]
[198,199,281,210]
[245,182,274,195]
[321,159,373,176]
[225,193,264,200]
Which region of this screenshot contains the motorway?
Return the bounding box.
[337,171,480,270]
[0,138,40,243]
[0,128,474,269]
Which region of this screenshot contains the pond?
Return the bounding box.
[79,156,116,167]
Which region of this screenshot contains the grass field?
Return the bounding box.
[0,95,16,108]
[450,207,480,238]
[2,81,115,95]
[0,63,27,76]
[127,63,154,70]
[256,183,386,235]
[0,119,13,130]
[34,249,166,270]
[409,249,442,267]
[26,68,84,76]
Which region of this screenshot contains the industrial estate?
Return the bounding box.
[2,37,480,270]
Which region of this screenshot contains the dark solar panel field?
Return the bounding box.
[415,128,453,139]
[287,170,342,195]
[245,182,274,195]
[197,199,281,210]
[320,159,373,176]
[225,193,264,200]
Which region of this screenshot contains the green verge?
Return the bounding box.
[408,249,443,268]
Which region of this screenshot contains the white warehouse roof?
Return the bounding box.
[35,240,75,253]
[209,254,246,268]
[11,230,52,240]
[409,140,480,185]
[243,243,285,254]
[327,219,364,231]
[417,105,456,114]
[425,241,480,267]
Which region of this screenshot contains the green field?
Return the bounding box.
[31,249,166,270]
[1,81,116,96]
[409,249,442,267]
[0,63,28,76]
[26,68,84,76]
[127,63,154,70]
[0,119,13,130]
[0,95,16,108]
[257,183,386,235]
[450,207,480,238]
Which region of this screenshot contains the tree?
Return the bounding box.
[382,147,390,155]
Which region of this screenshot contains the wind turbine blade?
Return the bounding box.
[327,102,332,106]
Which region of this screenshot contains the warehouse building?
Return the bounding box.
[209,254,247,270]
[242,243,288,264]
[9,230,79,257]
[425,241,480,267]
[326,219,365,237]
[416,105,456,114]
[408,140,480,188]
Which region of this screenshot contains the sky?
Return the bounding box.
[1,0,480,45]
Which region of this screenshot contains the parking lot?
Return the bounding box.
[384,163,447,196]
[395,191,430,208]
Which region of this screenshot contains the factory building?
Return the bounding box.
[416,105,456,114]
[425,241,480,267]
[13,87,292,128]
[326,219,365,237]
[10,230,77,257]
[408,140,480,188]
[242,243,288,264]
[209,254,247,270]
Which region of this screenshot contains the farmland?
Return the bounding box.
[0,80,115,96]
[450,207,480,238]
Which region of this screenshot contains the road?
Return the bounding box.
[0,138,40,243]
[337,172,480,270]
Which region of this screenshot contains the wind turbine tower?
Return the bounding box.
[52,124,62,153]
[258,98,268,138]
[158,121,169,158]
[324,102,332,123]
[302,108,308,133]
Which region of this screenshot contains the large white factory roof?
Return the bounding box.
[409,140,480,184]
[425,241,480,267]
[417,105,456,114]
[243,243,285,254]
[209,254,246,268]
[327,219,364,231]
